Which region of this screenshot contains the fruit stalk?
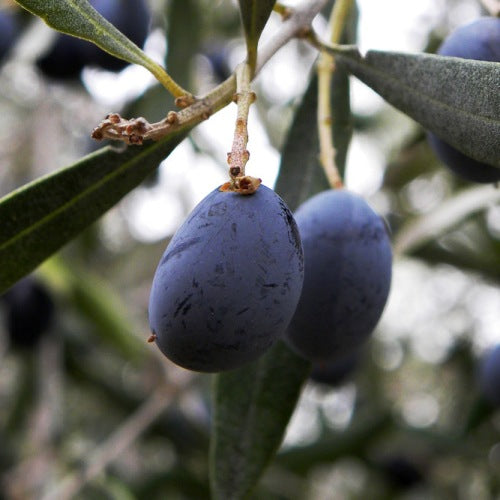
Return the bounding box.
[223,62,261,194]
[316,0,354,189]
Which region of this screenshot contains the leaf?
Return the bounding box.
[274,71,330,211]
[14,0,173,91]
[237,0,276,70]
[330,0,357,179]
[40,257,148,362]
[335,49,500,167]
[210,341,311,500]
[166,0,201,90]
[0,132,186,295]
[275,4,357,210]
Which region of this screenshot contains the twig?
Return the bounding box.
[255,0,329,75]
[41,374,194,500]
[316,0,355,189]
[91,0,330,146]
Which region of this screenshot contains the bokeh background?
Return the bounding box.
[0,0,499,498]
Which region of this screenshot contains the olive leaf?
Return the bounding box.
[41,257,148,362]
[0,132,186,294]
[210,341,311,500]
[274,71,330,211]
[166,0,202,90]
[237,0,276,71]
[14,0,175,91]
[275,62,353,210]
[335,48,500,167]
[275,4,357,209]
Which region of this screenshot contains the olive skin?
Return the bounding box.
[285,189,392,363]
[310,351,359,387]
[0,10,19,64]
[479,345,500,406]
[427,17,500,183]
[148,185,304,373]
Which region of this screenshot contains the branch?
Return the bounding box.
[255,0,329,75]
[41,373,194,500]
[480,0,500,16]
[92,0,330,146]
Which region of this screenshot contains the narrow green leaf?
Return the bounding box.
[237,0,276,70]
[41,257,147,362]
[275,5,357,210]
[210,341,311,500]
[330,0,357,179]
[275,71,330,211]
[166,0,201,90]
[336,49,500,167]
[0,132,186,294]
[14,0,177,92]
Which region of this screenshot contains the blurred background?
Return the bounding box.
[0,0,499,498]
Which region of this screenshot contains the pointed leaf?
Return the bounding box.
[166,0,202,90]
[210,341,311,500]
[14,0,174,90]
[0,132,186,294]
[275,5,357,210]
[41,257,147,362]
[336,49,500,167]
[275,71,330,211]
[238,0,276,70]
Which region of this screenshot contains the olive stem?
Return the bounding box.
[316,0,354,190]
[144,58,195,104]
[222,63,261,194]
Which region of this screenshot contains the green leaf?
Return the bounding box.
[166,0,201,90]
[14,0,174,91]
[210,341,311,500]
[41,257,148,362]
[330,0,357,179]
[275,71,330,211]
[335,49,500,167]
[275,4,357,210]
[0,132,186,295]
[237,0,276,71]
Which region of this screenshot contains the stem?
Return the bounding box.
[144,56,194,102]
[41,377,193,500]
[256,0,329,75]
[316,0,355,189]
[230,64,253,177]
[273,3,293,20]
[480,0,500,16]
[222,63,260,194]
